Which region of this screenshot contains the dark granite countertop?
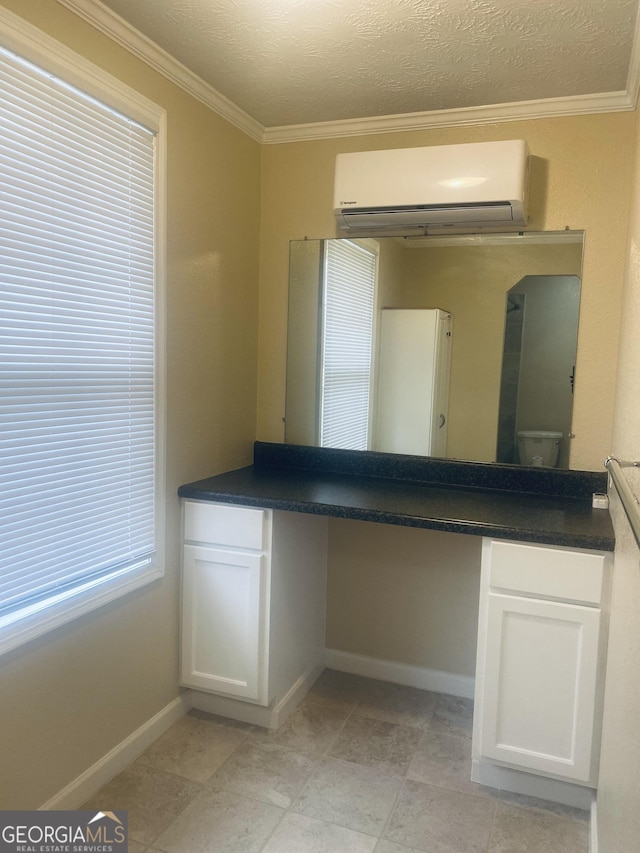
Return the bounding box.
[178,443,615,552]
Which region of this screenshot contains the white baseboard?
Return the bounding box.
[271,662,325,728]
[188,662,324,730]
[40,693,191,810]
[590,797,598,853]
[471,758,595,811]
[325,649,475,699]
[41,654,469,810]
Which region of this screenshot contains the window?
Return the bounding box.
[320,239,378,450]
[0,13,165,656]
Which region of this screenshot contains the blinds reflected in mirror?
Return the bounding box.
[320,240,378,450]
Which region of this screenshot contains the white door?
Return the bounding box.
[181,544,266,702]
[375,309,438,455]
[479,591,601,781]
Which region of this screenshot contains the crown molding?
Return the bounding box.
[262,91,636,144]
[54,0,264,142]
[265,4,640,143]
[625,0,640,111]
[55,0,640,146]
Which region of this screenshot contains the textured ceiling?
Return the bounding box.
[96,0,639,128]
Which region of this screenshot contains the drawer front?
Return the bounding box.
[184,500,266,550]
[488,540,605,605]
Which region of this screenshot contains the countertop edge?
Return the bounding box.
[177,479,615,552]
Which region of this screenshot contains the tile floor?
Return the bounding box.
[84,670,590,852]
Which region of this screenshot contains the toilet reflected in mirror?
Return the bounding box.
[517,430,563,468]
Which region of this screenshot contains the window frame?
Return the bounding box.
[0,7,167,656]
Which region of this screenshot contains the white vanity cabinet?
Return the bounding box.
[181,501,269,701]
[473,538,610,793]
[180,499,328,727]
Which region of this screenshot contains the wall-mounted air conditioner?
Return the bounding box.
[333,140,529,234]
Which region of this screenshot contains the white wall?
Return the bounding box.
[284,240,322,445]
[596,110,640,850]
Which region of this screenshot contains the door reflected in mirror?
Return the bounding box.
[285,232,583,469]
[496,276,580,469]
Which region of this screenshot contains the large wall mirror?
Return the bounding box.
[285,231,583,469]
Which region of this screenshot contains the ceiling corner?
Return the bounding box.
[625,1,640,110]
[55,0,265,141]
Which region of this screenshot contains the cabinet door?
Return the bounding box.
[479,592,601,781]
[181,544,266,702]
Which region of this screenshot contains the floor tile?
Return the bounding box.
[493,789,590,823]
[292,756,402,835]
[210,739,317,807]
[252,699,350,757]
[262,812,377,853]
[430,695,474,739]
[488,801,589,852]
[384,779,495,852]
[81,677,591,852]
[307,669,375,709]
[83,762,201,847]
[328,714,423,776]
[187,708,259,732]
[354,681,438,730]
[407,729,491,797]
[135,715,248,783]
[374,840,423,852]
[152,786,283,853]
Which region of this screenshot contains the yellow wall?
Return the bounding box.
[258,116,635,679]
[326,521,481,677]
[258,116,635,471]
[0,0,261,808]
[377,236,406,306]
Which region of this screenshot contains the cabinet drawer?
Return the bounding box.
[488,540,605,605]
[184,501,266,550]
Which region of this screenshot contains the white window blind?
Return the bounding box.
[320,240,377,450]
[0,43,160,648]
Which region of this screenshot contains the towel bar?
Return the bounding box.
[605,456,640,549]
